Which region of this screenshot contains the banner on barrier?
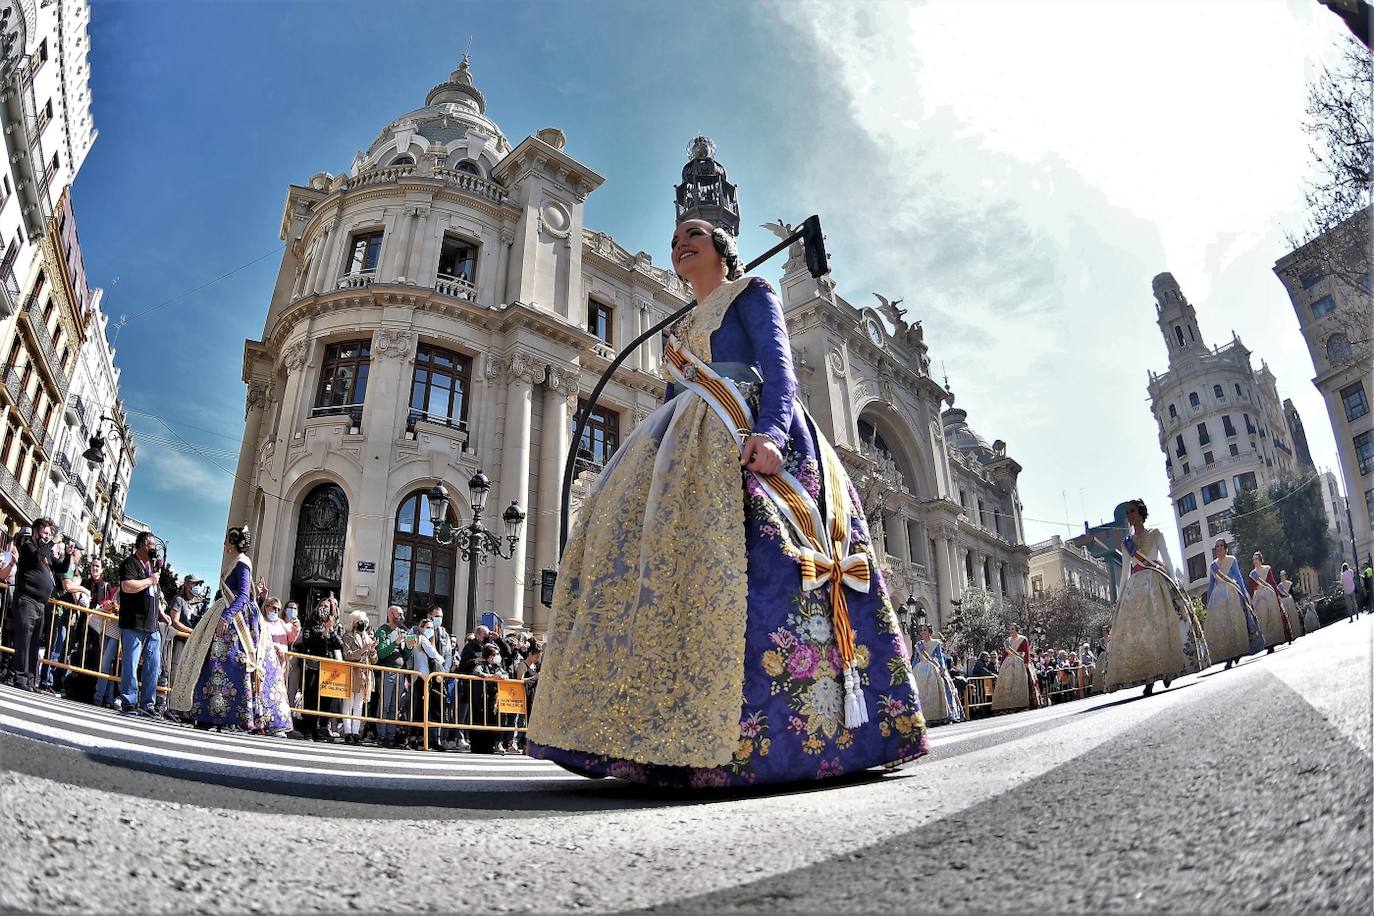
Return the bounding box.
[319,660,351,699]
[496,680,526,715]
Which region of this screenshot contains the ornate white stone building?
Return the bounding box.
[225,60,1030,632]
[1273,210,1373,570]
[1146,272,1300,593]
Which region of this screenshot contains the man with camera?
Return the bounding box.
[10,519,74,692]
[117,531,167,717]
[40,541,90,694]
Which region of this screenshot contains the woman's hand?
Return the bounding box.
[740,435,783,475]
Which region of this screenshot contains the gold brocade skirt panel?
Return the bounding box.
[991,655,1033,711]
[1204,585,1252,663]
[1253,589,1286,649]
[527,394,751,769]
[1104,572,1190,689]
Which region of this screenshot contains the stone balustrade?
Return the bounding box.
[434,273,476,301]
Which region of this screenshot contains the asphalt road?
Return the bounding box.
[1,617,1369,915]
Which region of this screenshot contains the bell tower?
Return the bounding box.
[1153,272,1206,367]
[674,136,740,236]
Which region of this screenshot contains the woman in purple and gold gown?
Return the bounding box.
[170,527,291,734]
[527,219,927,787]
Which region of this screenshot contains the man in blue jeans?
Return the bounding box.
[118,531,165,716]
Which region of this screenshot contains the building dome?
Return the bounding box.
[357,56,510,173]
[941,405,991,453]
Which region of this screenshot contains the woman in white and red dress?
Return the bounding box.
[1246,551,1292,654]
[990,623,1040,713]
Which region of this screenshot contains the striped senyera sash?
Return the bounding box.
[663,334,872,727]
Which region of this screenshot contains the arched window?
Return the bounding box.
[453,159,482,176]
[392,154,414,166]
[1188,391,1200,408]
[389,490,456,623]
[1327,333,1352,362]
[291,482,348,609]
[1213,384,1224,400]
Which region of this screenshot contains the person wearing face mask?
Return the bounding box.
[296,596,344,742]
[409,610,449,750]
[116,531,166,715]
[259,596,300,736]
[279,600,304,726]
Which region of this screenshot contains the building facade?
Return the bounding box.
[1273,209,1373,570]
[1027,535,1112,603]
[1146,272,1299,592]
[0,0,106,534]
[225,60,1030,633]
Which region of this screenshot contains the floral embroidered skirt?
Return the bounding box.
[1102,570,1210,691]
[528,394,929,787]
[1203,585,1263,662]
[189,617,292,731]
[913,658,963,725]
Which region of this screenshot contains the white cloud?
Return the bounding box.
[770,0,1351,553]
[139,443,235,506]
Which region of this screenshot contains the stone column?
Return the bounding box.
[935,526,956,622]
[224,380,269,581]
[532,366,577,635]
[493,353,538,630]
[306,219,338,295]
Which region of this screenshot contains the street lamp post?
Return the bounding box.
[82,413,131,562]
[428,471,526,636]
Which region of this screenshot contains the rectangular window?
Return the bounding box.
[437,235,477,282]
[576,399,620,468]
[1243,413,1256,435]
[1175,435,1187,458]
[1356,430,1374,476]
[1186,553,1207,582]
[588,298,613,345]
[1197,422,1210,446]
[1229,443,1239,457]
[1213,384,1224,400]
[1182,462,1190,475]
[1203,451,1214,466]
[408,344,471,428]
[344,230,383,275]
[314,340,371,413]
[1031,575,1043,597]
[1310,295,1336,319]
[1234,383,1242,398]
[1182,522,1202,547]
[1233,472,1258,493]
[1222,415,1236,437]
[1341,381,1369,422]
[1206,510,1234,539]
[1366,489,1373,525]
[1177,492,1198,515]
[1168,404,1177,420]
[1201,479,1229,505]
[1299,269,1324,289]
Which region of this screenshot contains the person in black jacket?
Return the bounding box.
[297,597,344,742]
[11,518,71,692]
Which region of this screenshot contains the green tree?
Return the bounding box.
[1026,587,1114,652]
[1229,490,1294,583]
[1271,471,1332,583]
[943,586,1010,659]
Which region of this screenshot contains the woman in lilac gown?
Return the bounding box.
[527,218,928,787]
[170,527,291,734]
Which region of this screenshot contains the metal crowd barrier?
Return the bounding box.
[1044,664,1090,703]
[282,651,530,751]
[36,596,191,697]
[961,675,997,719]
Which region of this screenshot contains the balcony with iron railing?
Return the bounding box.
[405,408,469,443]
[20,298,69,397]
[0,457,40,522]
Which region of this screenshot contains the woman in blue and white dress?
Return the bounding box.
[912,623,964,725]
[1203,538,1264,670]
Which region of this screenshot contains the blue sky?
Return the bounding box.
[74,0,1353,583]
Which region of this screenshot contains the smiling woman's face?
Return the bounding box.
[670,219,723,280]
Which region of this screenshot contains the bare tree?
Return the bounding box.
[1282,35,1372,361]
